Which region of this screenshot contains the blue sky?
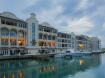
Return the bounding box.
[0,0,105,47]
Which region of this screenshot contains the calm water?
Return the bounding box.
[0,54,105,78]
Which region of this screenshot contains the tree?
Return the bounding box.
[38,41,44,47]
[31,39,37,46]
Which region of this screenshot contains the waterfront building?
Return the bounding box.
[26,13,57,55]
[57,32,76,53]
[38,23,57,52]
[89,37,101,52]
[26,13,39,55]
[0,12,28,56]
[75,35,101,52]
[75,35,90,52]
[0,12,101,56]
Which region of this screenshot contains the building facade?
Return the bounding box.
[0,12,28,56]
[75,35,101,52]
[57,32,76,53]
[26,13,57,55]
[0,12,101,56]
[38,23,57,48]
[75,35,90,52]
[89,37,101,52]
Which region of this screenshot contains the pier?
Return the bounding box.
[0,51,104,60]
[0,54,52,61]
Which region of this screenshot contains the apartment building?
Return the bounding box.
[0,12,28,56]
[26,13,57,55]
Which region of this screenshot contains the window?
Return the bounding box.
[10,30,17,37]
[32,23,35,40]
[1,18,17,26]
[6,20,17,26]
[48,35,51,40]
[52,36,56,40]
[43,34,47,40]
[62,39,64,42]
[53,29,57,33]
[1,19,5,24]
[39,25,43,31]
[1,28,9,36]
[39,33,43,39]
[1,39,8,46]
[10,39,17,45]
[18,31,24,37]
[62,44,64,47]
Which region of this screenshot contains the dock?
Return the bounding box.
[69,52,92,57]
[0,51,104,60]
[0,54,53,61]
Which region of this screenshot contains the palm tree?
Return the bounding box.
[31,39,37,46]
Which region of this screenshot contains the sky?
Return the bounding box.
[0,0,105,47]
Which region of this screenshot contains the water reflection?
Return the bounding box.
[0,54,101,78]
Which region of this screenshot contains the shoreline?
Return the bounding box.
[0,51,104,60]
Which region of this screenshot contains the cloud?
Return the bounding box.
[37,5,63,24]
[77,0,89,10]
[0,0,105,47]
[55,16,94,34]
[102,23,105,29]
[68,16,94,34]
[0,0,37,19]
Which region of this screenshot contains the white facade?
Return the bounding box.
[0,11,101,56]
[0,12,28,56]
[57,32,76,53]
[26,13,39,47]
[26,13,39,55]
[26,13,58,55]
[89,37,101,52]
[75,35,101,52]
[75,35,90,52]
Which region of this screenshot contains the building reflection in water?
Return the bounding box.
[0,54,101,78]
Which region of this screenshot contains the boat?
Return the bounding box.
[54,53,70,58]
[55,48,93,58]
[55,49,74,58]
[70,52,92,57]
[92,50,102,54]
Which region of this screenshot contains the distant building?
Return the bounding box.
[89,37,101,52]
[57,32,76,52]
[75,35,101,52]
[0,12,28,56]
[75,35,90,52]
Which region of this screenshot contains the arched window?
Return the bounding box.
[10,29,17,37]
[18,30,24,37]
[1,28,9,36]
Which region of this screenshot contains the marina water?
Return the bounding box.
[0,53,105,78]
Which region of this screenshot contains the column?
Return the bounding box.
[0,27,1,46]
[0,18,1,46]
[0,17,1,24]
[17,30,19,47]
[8,29,10,46]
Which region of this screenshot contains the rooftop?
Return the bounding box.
[0,12,25,22]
